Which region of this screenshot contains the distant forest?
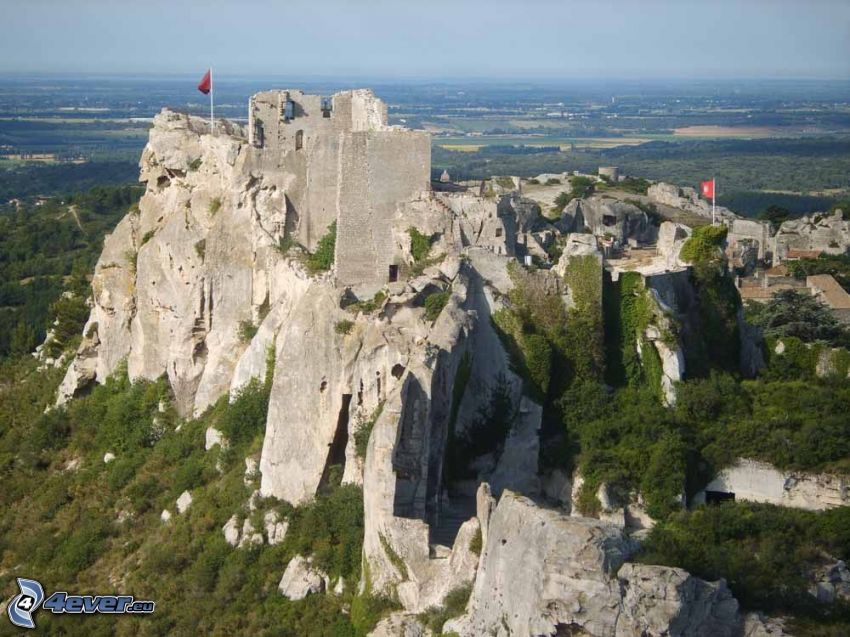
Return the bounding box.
[432,138,850,217]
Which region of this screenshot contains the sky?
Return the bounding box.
[1,0,849,79]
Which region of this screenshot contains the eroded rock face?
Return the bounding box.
[693,458,850,510]
[446,491,632,636]
[647,182,736,223]
[774,210,850,260]
[562,196,656,245]
[617,563,739,636]
[445,491,742,637]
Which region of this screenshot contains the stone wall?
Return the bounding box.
[247,88,428,272]
[335,130,430,295]
[727,218,772,262]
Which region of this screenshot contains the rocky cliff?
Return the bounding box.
[55,92,772,636]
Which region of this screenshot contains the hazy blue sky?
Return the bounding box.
[2,0,849,79]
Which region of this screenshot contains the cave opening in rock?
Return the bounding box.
[705,490,735,505]
[319,394,351,490]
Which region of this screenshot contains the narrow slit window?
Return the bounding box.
[295,130,304,151]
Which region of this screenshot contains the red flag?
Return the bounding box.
[700,179,715,199]
[197,69,211,95]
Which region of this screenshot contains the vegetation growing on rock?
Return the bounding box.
[305,221,336,273]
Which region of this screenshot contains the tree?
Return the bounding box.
[569,176,596,199]
[757,204,792,225]
[746,289,849,346]
[10,322,37,355]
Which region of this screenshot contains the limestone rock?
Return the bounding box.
[160,509,172,523]
[485,396,542,497]
[774,210,850,260]
[743,613,794,636]
[809,559,850,604]
[368,612,428,637]
[617,563,740,636]
[560,196,656,244]
[222,515,241,547]
[693,458,850,510]
[176,490,192,514]
[656,221,692,268]
[264,510,289,545]
[648,182,736,222]
[278,554,328,600]
[239,518,263,547]
[103,451,116,464]
[542,468,572,510]
[205,426,226,451]
[446,491,632,636]
[244,455,259,485]
[446,491,741,637]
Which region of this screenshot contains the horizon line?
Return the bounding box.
[1,72,849,84]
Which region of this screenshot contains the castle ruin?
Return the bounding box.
[247,89,430,294]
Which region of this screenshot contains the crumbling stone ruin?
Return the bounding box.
[56,89,825,636]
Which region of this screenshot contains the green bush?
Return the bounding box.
[424,289,451,322]
[217,378,270,447]
[552,191,571,214]
[354,402,384,460]
[408,227,433,263]
[286,483,365,580]
[419,584,472,634]
[618,176,651,195]
[306,221,336,273]
[335,319,355,335]
[638,502,850,627]
[58,517,111,573]
[451,374,516,474]
[351,591,401,637]
[680,224,728,265]
[238,319,258,343]
[208,197,221,215]
[569,175,596,199]
[345,290,387,315]
[44,293,90,358]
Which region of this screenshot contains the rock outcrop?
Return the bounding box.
[773,210,850,260]
[561,196,656,245]
[445,490,742,637]
[693,457,850,510]
[278,554,329,600]
[647,182,736,222]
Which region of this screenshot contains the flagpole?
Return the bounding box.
[210,67,214,135]
[712,177,716,225]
